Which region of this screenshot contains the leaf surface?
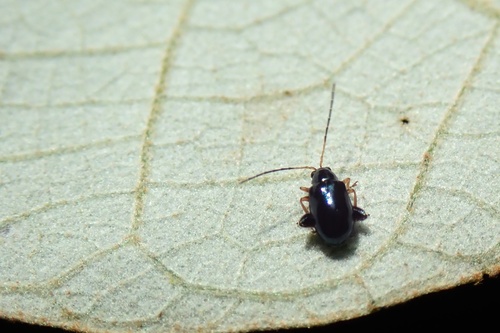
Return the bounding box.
[0,0,499,332]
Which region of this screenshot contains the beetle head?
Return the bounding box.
[311,167,338,184]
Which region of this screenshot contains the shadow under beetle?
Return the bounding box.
[240,84,369,245]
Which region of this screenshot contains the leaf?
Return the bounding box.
[0,0,498,332]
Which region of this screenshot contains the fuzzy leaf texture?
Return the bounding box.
[0,0,499,332]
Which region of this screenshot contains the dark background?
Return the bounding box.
[1,273,497,332]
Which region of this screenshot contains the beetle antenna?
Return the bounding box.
[319,83,335,168]
[239,166,316,184]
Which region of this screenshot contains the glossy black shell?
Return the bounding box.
[308,167,354,245]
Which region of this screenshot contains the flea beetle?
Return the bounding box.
[240,84,369,245]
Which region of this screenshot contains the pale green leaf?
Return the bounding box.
[0,0,499,332]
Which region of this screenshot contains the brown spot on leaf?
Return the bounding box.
[400,116,410,125]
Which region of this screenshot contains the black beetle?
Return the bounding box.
[240,84,369,245]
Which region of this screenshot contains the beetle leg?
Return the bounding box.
[349,188,358,207]
[299,196,310,214]
[342,177,358,188]
[299,186,309,192]
[299,196,316,229]
[298,213,315,228]
[353,206,369,221]
[343,178,358,207]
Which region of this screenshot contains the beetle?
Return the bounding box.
[240,84,369,245]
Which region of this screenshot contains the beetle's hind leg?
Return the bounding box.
[342,177,358,207]
[353,206,369,221]
[298,213,316,229]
